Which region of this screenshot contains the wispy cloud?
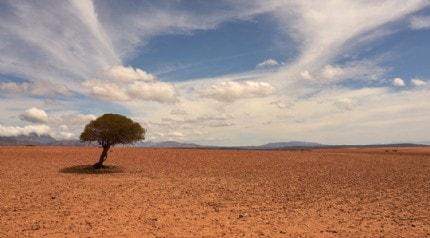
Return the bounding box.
[197,81,275,102]
[410,15,430,29]
[0,0,429,144]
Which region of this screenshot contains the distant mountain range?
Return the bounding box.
[0,133,55,145]
[252,141,324,149]
[137,140,202,148]
[0,134,428,149]
[0,133,81,146]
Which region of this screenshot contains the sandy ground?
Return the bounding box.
[0,146,429,237]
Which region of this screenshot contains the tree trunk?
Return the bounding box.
[93,145,110,169]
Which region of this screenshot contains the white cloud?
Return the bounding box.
[0,81,71,97]
[320,61,386,82]
[75,114,97,123]
[322,65,344,79]
[15,111,98,140]
[128,81,177,103]
[198,81,275,102]
[0,124,51,137]
[58,131,74,140]
[27,81,71,97]
[266,0,428,68]
[83,80,130,101]
[167,131,185,138]
[300,70,313,80]
[256,59,280,68]
[83,79,177,103]
[1,1,430,145]
[105,65,155,81]
[411,78,427,86]
[95,1,274,58]
[392,78,405,87]
[83,64,177,103]
[19,107,48,124]
[50,112,97,139]
[410,16,430,29]
[0,1,119,95]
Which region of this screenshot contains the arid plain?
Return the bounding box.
[0,146,429,237]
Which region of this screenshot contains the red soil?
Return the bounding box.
[0,146,429,237]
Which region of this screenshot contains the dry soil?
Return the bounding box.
[0,146,429,237]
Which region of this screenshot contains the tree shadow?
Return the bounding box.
[59,165,124,174]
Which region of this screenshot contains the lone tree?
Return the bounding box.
[80,114,145,169]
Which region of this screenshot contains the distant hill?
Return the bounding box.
[418,141,430,145]
[255,141,324,149]
[0,135,428,149]
[0,133,84,146]
[136,140,326,149]
[0,133,56,145]
[137,141,202,148]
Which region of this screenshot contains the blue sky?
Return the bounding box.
[0,0,430,145]
[130,14,294,81]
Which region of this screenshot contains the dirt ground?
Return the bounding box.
[0,146,429,237]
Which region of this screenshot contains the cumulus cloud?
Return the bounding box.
[83,80,130,101]
[256,59,280,68]
[198,81,275,102]
[47,113,97,140]
[411,78,427,86]
[56,131,74,140]
[105,65,155,81]
[84,64,177,103]
[19,107,48,124]
[128,81,177,103]
[1,0,430,145]
[392,78,405,87]
[300,70,313,80]
[410,16,430,29]
[76,114,97,123]
[0,124,51,137]
[58,113,97,126]
[83,79,177,103]
[105,0,430,144]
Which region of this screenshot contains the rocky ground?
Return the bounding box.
[0,146,429,237]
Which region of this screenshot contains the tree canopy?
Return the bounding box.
[80,114,145,169]
[80,113,145,147]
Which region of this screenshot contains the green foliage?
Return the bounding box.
[80,114,145,147]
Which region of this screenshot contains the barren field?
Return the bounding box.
[0,146,429,237]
